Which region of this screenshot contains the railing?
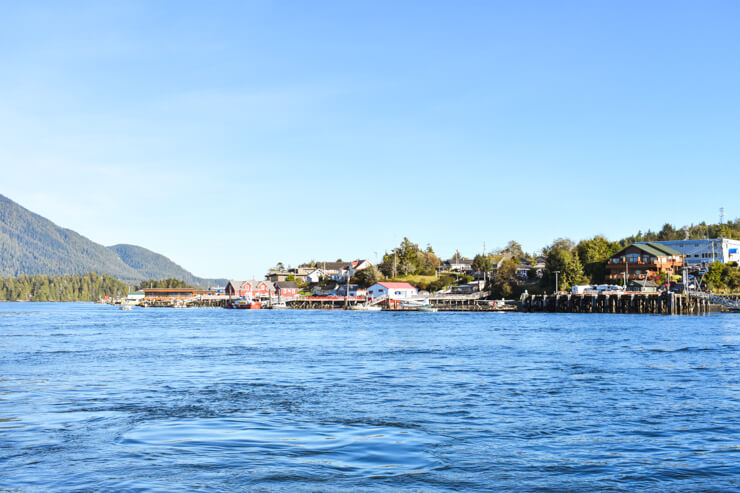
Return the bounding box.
[429,291,490,301]
[687,291,740,310]
[367,295,388,306]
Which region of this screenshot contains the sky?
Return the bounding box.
[1,1,738,279]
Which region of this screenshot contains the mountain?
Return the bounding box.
[109,244,226,288]
[0,193,223,286]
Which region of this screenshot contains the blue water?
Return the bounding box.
[2,304,740,491]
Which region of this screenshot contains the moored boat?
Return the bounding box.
[231,297,261,309]
[350,304,382,311]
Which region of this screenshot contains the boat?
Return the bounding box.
[231,297,261,309]
[350,304,382,311]
[270,302,289,310]
[400,298,437,312]
[120,301,134,311]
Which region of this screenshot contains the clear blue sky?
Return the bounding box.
[1,1,738,279]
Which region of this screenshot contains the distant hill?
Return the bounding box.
[109,244,227,288]
[0,193,224,286]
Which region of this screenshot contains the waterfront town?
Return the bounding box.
[119,237,740,314]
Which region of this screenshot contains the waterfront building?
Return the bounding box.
[366,282,418,300]
[225,280,275,298]
[140,288,196,300]
[274,281,298,298]
[605,243,683,282]
[636,238,740,268]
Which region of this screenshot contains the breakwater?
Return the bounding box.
[520,292,710,315]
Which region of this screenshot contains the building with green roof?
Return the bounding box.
[606,243,684,284]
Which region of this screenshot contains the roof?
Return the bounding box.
[275,281,298,289]
[628,280,659,287]
[642,242,682,256]
[445,258,473,264]
[317,261,350,271]
[141,288,194,292]
[376,282,417,290]
[613,243,681,259]
[227,280,271,289]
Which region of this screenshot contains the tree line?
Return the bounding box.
[0,273,129,301]
[0,274,196,301]
[345,219,740,296]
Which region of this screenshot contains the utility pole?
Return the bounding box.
[344,264,352,309]
[624,261,628,288]
[553,270,560,293]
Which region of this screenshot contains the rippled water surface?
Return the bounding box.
[2,303,740,491]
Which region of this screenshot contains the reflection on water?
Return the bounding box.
[1,303,740,491]
[122,415,439,476]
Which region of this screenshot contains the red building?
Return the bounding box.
[274,281,299,298]
[225,280,275,298]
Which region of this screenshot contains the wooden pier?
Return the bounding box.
[520,292,710,315]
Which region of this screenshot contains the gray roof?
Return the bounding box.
[317,261,350,271]
[275,281,298,289]
[445,258,473,264]
[628,280,659,287]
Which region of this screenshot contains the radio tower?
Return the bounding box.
[720,206,725,224]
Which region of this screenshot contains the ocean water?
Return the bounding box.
[1,303,740,492]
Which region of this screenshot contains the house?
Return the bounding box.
[511,256,545,280]
[515,257,532,280]
[452,281,486,294]
[337,284,367,297]
[442,258,473,273]
[266,271,291,282]
[636,238,740,268]
[311,283,340,296]
[305,269,324,284]
[225,280,275,298]
[274,281,298,298]
[605,243,683,282]
[315,259,372,281]
[366,282,418,300]
[266,269,308,283]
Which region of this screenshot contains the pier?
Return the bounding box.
[520,292,711,315]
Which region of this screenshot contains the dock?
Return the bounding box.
[520,292,712,315]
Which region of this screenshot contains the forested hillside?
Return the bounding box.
[109,244,226,287]
[0,273,129,301]
[0,194,222,286]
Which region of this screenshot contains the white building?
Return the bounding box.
[637,238,740,267]
[366,282,418,300]
[305,269,324,284]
